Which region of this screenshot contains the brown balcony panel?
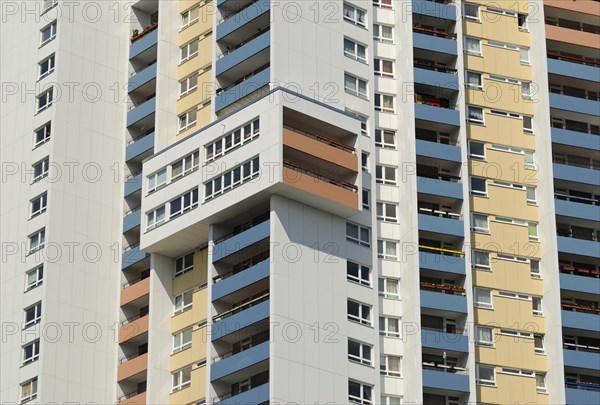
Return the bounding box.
[118,353,148,382]
[118,392,146,405]
[119,315,149,343]
[546,24,599,49]
[283,127,358,172]
[121,277,150,306]
[546,1,600,17]
[282,166,358,209]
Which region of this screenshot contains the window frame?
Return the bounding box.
[348,339,372,365]
[468,140,485,160]
[377,239,398,260]
[147,168,167,193]
[180,38,200,62]
[375,128,396,149]
[347,260,371,286]
[34,122,51,148]
[204,157,260,201]
[178,108,197,132]
[471,213,489,233]
[375,164,397,185]
[463,3,480,20]
[179,72,199,97]
[467,105,484,124]
[472,250,491,270]
[374,58,394,78]
[175,252,194,277]
[376,201,398,223]
[470,176,487,196]
[169,188,199,219]
[475,325,494,347]
[348,380,372,405]
[344,73,368,98]
[171,365,192,392]
[346,222,371,247]
[20,378,38,403]
[22,339,40,365]
[373,23,393,43]
[205,118,260,162]
[362,188,370,210]
[181,5,200,29]
[174,289,194,314]
[378,277,400,299]
[347,299,372,325]
[466,71,482,89]
[464,37,481,55]
[476,364,496,386]
[40,21,57,46]
[474,287,493,309]
[24,302,42,328]
[379,316,400,338]
[30,192,48,218]
[36,87,54,113]
[25,265,44,291]
[380,354,401,377]
[28,228,46,254]
[38,54,55,80]
[146,205,166,231]
[344,38,367,63]
[343,3,367,27]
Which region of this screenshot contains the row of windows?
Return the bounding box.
[146,188,200,231]
[205,118,260,162]
[474,287,543,315]
[471,212,539,241]
[204,156,260,201]
[465,37,530,64]
[476,364,546,392]
[464,3,529,31]
[475,325,545,354]
[472,250,540,278]
[467,105,533,132]
[470,176,536,203]
[148,151,200,193]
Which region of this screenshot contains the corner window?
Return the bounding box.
[24,302,42,328]
[344,73,368,98]
[34,122,51,148]
[37,88,54,112]
[471,213,489,233]
[348,339,372,365]
[476,364,496,386]
[26,265,44,291]
[30,193,48,218]
[464,37,481,55]
[343,3,366,27]
[377,239,398,260]
[468,140,485,159]
[28,229,45,254]
[22,340,40,365]
[470,176,487,196]
[39,54,55,79]
[40,21,57,46]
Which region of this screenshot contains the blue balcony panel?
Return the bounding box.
[422,369,469,393]
[127,97,156,128]
[217,0,270,41]
[416,139,461,162]
[130,29,158,60]
[564,349,600,371]
[557,236,599,258]
[218,383,270,405]
[123,210,141,233]
[414,67,459,92]
[211,341,269,381]
[553,163,600,187]
[413,32,458,56]
[211,299,270,341]
[121,245,149,270]
[418,214,464,238]
[550,93,600,117]
[215,67,271,113]
[420,290,468,314]
[560,273,600,296]
[562,310,600,333]
[421,330,469,353]
[555,199,600,222]
[126,132,155,162]
[216,31,270,77]
[419,251,466,275]
[212,220,270,263]
[124,174,142,198]
[213,260,270,301]
[415,103,460,127]
[412,0,457,20]
[548,58,600,84]
[128,63,157,94]
[566,387,600,405]
[552,127,600,151]
[417,176,463,200]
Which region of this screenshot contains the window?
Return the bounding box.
[498,290,531,300]
[520,47,530,65]
[180,73,198,96]
[20,378,38,403]
[348,380,372,405]
[530,260,541,279]
[534,334,545,354]
[344,38,367,63]
[174,289,193,314]
[348,339,372,365]
[362,153,369,171]
[375,165,396,185]
[377,239,398,260]
[476,326,494,346]
[348,300,371,325]
[346,222,370,247]
[518,14,528,30]
[528,223,539,241]
[490,109,521,119]
[532,296,543,316]
[501,367,534,377]
[476,364,496,386]
[28,229,45,254]
[467,106,484,123]
[205,119,260,161]
[471,213,489,233]
[148,168,167,193]
[40,21,57,45]
[523,116,533,133]
[378,278,399,299]
[379,316,400,337]
[380,355,401,377]
[205,156,260,201]
[521,81,532,99]
[343,3,366,27]
[22,340,40,365]
[24,302,42,328]
[175,252,194,277]
[179,109,197,132]
[180,38,199,62]
[376,202,397,222]
[147,205,166,230]
[373,0,392,8]
[181,5,200,28]
[362,189,370,210]
[345,73,368,98]
[464,37,481,55]
[172,151,200,179]
[375,129,395,149]
[466,71,482,88]
[30,193,47,218]
[474,287,492,309]
[499,329,533,338]
[374,59,394,77]
[470,177,487,196]
[472,250,490,270]
[42,0,57,11]
[373,24,393,43]
[26,265,44,291]
[536,373,547,393]
[170,189,199,218]
[464,3,479,20]
[172,366,192,391]
[34,122,51,147]
[37,88,53,112]
[526,187,536,204]
[347,261,370,286]
[524,150,535,167]
[468,140,485,159]
[39,54,55,79]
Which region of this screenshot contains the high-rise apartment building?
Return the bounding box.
[1,1,598,405]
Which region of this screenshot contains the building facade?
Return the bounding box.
[1,1,598,405]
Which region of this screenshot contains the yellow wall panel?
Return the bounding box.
[469,150,538,184]
[171,346,193,372]
[468,0,530,14]
[467,115,535,150]
[465,14,530,48]
[192,326,208,362]
[478,372,546,405]
[466,82,534,116]
[178,39,212,79]
[475,296,546,331]
[477,335,547,371]
[171,308,195,333]
[470,186,538,222]
[464,50,531,81]
[472,223,541,260]
[473,265,544,297]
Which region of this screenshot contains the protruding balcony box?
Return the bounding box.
[215,67,270,112]
[211,341,269,381]
[127,97,156,127]
[413,32,457,56]
[216,31,270,77]
[422,369,469,393]
[130,27,157,59]
[412,0,456,20]
[117,352,148,381]
[216,0,270,41]
[414,68,459,92]
[552,127,599,151]
[117,391,146,405]
[128,62,157,93]
[566,386,600,405]
[212,219,270,263]
[417,176,463,200]
[560,273,600,296]
[121,245,149,270]
[217,382,270,405]
[121,277,150,306]
[419,251,466,275]
[553,163,600,187]
[546,24,600,51]
[123,210,141,233]
[212,260,270,301]
[420,290,467,314]
[414,103,460,127]
[555,199,600,222]
[550,93,599,117]
[557,236,599,258]
[561,310,600,333]
[418,214,464,237]
[124,174,142,197]
[211,299,269,341]
[119,314,149,343]
[563,348,600,371]
[126,132,155,162]
[416,139,461,163]
[421,330,468,352]
[547,58,600,84]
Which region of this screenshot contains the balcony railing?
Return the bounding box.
[117,388,146,402]
[560,263,600,278]
[122,272,150,289]
[545,17,600,35]
[555,192,600,206]
[553,156,599,171]
[420,281,466,296]
[213,213,269,245]
[218,0,262,23]
[213,292,269,322]
[413,25,457,39]
[557,227,598,242]
[121,312,148,325]
[217,27,270,60]
[422,326,468,335]
[414,58,457,74]
[417,171,461,183]
[422,361,468,374]
[131,23,158,43]
[547,51,600,67]
[118,350,147,364]
[550,85,599,101]
[566,381,600,392]
[213,380,269,402]
[212,332,270,363]
[283,160,358,192]
[283,124,356,153]
[419,245,465,257]
[415,93,454,109]
[216,63,270,94]
[564,341,600,353]
[418,207,461,220]
[562,302,600,314]
[213,254,269,283]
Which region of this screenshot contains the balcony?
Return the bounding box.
[416,139,461,163]
[126,132,154,163]
[421,329,468,353]
[117,391,146,405]
[418,213,464,238]
[412,0,456,20]
[121,276,150,306]
[566,386,600,405]
[212,218,270,263]
[550,92,599,117]
[216,0,270,42]
[560,262,600,279]
[124,173,142,198]
[545,21,600,49]
[211,340,269,381]
[215,66,270,112]
[130,24,157,59]
[562,309,600,333]
[118,314,149,343]
[413,31,457,56]
[216,30,270,80]
[213,258,270,301]
[414,102,460,127]
[414,67,459,93]
[422,367,469,393]
[211,298,270,341]
[214,381,269,405]
[553,163,600,187]
[547,55,600,83]
[564,348,600,371]
[127,96,156,128]
[555,198,600,222]
[557,235,599,258]
[419,248,465,275]
[552,126,599,151]
[123,209,141,233]
[561,272,600,296]
[417,176,463,200]
[128,62,157,94]
[121,244,150,270]
[117,352,148,381]
[420,288,467,314]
